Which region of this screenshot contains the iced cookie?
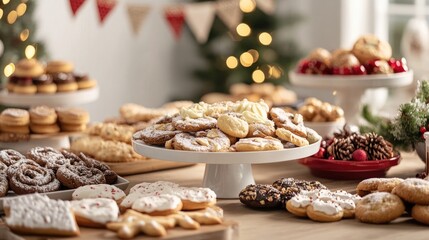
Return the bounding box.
[131,194,183,216]
[286,194,311,217]
[307,199,343,222]
[72,184,126,204]
[71,198,119,228]
[174,187,217,210]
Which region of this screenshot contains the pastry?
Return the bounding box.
[306,199,343,222]
[0,108,30,126]
[87,122,135,144]
[170,129,230,152]
[29,105,57,125]
[355,192,405,224]
[46,60,74,73]
[392,178,429,205]
[13,59,44,78]
[8,162,61,194]
[56,164,106,189]
[71,198,119,228]
[74,74,97,89]
[27,146,65,167]
[132,194,183,216]
[217,113,249,138]
[30,123,60,134]
[174,187,217,210]
[56,107,89,125]
[239,184,282,209]
[135,123,181,145]
[0,149,26,166]
[33,74,57,93]
[3,194,80,237]
[352,34,392,63]
[233,137,283,151]
[72,184,126,203]
[411,205,429,225]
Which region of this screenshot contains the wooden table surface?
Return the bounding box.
[123,151,428,240]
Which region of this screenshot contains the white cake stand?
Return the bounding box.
[132,139,320,198]
[0,86,99,107]
[289,71,413,124]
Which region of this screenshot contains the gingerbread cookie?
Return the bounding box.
[356,192,405,224]
[239,184,282,209]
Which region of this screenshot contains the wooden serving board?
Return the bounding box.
[106,159,196,176]
[2,220,239,240]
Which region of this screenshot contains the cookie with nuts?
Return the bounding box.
[239,184,282,209]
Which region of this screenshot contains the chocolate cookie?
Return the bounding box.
[239,184,282,209]
[272,177,327,203]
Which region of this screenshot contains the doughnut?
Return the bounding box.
[239,184,282,209]
[172,116,218,132]
[355,192,404,224]
[392,178,429,205]
[0,174,8,197]
[171,129,231,152]
[233,137,283,152]
[72,184,126,204]
[71,198,119,228]
[9,163,61,194]
[56,165,106,189]
[131,194,183,216]
[0,149,26,166]
[135,123,181,145]
[78,153,118,184]
[174,187,217,210]
[27,147,66,167]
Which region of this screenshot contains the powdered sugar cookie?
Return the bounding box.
[356,178,383,197]
[171,129,230,152]
[234,137,283,152]
[355,192,404,224]
[307,199,343,222]
[411,205,429,225]
[72,184,126,204]
[131,194,183,216]
[174,187,217,210]
[247,123,275,138]
[217,113,249,138]
[377,178,404,193]
[135,123,181,145]
[393,178,429,205]
[172,116,217,132]
[270,108,307,138]
[71,198,119,228]
[275,128,309,147]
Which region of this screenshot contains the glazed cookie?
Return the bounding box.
[355,192,405,224]
[71,198,119,228]
[286,194,311,217]
[0,108,30,126]
[174,187,217,210]
[411,205,429,225]
[132,194,183,216]
[129,181,180,195]
[239,184,282,209]
[171,129,230,152]
[247,123,275,138]
[0,149,26,166]
[217,113,249,138]
[233,137,283,152]
[172,116,217,133]
[352,34,392,63]
[307,199,343,222]
[275,128,309,147]
[56,165,106,189]
[27,147,66,167]
[393,178,429,205]
[135,123,181,145]
[72,184,126,203]
[377,178,404,193]
[356,178,383,196]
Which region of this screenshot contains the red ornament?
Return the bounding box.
[352,149,368,161]
[96,0,117,24]
[69,0,86,16]
[420,126,427,134]
[314,147,326,158]
[327,156,335,160]
[164,6,185,40]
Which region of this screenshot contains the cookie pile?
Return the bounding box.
[0,147,118,197]
[296,34,408,75]
[133,99,322,152]
[355,177,429,225]
[7,59,97,94]
[298,97,344,122]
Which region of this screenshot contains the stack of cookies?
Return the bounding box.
[29,106,60,134]
[0,109,30,134]
[56,107,89,132]
[8,59,45,94]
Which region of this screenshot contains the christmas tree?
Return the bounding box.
[0,0,46,87]
[192,0,302,96]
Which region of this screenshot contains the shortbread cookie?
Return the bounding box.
[87,122,135,144]
[136,123,181,145]
[172,116,217,132]
[132,194,183,216]
[377,178,404,193]
[411,205,429,225]
[71,198,119,228]
[46,60,74,73]
[356,178,383,196]
[60,123,86,132]
[393,178,429,205]
[29,123,60,134]
[239,184,282,209]
[276,128,309,147]
[307,199,343,222]
[286,194,311,217]
[0,124,30,134]
[56,107,89,125]
[4,194,79,237]
[13,59,44,77]
[0,108,30,126]
[72,184,126,203]
[352,34,392,63]
[29,105,57,125]
[355,192,405,224]
[234,137,283,152]
[171,129,230,152]
[217,113,249,138]
[174,187,217,210]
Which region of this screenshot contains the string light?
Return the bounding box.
[25,45,36,59]
[236,23,251,37]
[7,10,18,24]
[3,0,10,4]
[240,52,254,67]
[239,0,256,13]
[252,69,265,83]
[226,56,238,69]
[247,49,259,63]
[20,29,29,41]
[4,63,15,77]
[0,9,3,20]
[332,91,337,96]
[16,3,27,16]
[259,32,272,46]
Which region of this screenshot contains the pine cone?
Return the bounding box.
[328,137,355,160]
[362,133,394,160]
[333,124,358,139]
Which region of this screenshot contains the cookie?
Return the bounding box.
[120,103,179,123]
[0,108,30,126]
[29,105,57,125]
[72,184,126,203]
[247,123,275,138]
[8,162,61,194]
[135,123,181,145]
[171,129,231,152]
[355,192,404,224]
[172,116,217,133]
[30,123,60,134]
[307,199,343,222]
[131,194,183,216]
[307,48,332,66]
[36,83,57,93]
[0,149,26,166]
[393,178,429,205]
[217,113,249,138]
[239,184,282,209]
[13,59,44,77]
[411,205,429,225]
[270,108,307,138]
[59,123,86,132]
[129,181,180,195]
[377,178,404,193]
[27,147,65,167]
[46,60,74,73]
[162,100,194,109]
[286,194,311,217]
[352,34,392,63]
[12,84,37,94]
[71,198,119,228]
[233,137,283,152]
[56,107,89,125]
[275,128,309,147]
[87,122,135,144]
[74,74,97,89]
[272,178,327,202]
[0,124,30,134]
[57,82,78,92]
[174,187,217,210]
[356,178,382,196]
[56,165,106,189]
[331,52,360,68]
[78,153,118,184]
[0,174,9,197]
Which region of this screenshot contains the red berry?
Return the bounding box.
[297,60,310,73]
[420,126,427,134]
[352,149,368,161]
[352,65,367,75]
[332,67,340,75]
[328,156,335,160]
[314,147,326,158]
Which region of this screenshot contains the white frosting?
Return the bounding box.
[333,198,355,210]
[120,192,150,209]
[71,198,119,224]
[173,187,216,203]
[129,181,179,195]
[132,194,182,213]
[4,194,78,232]
[242,111,273,126]
[311,199,342,215]
[179,102,208,119]
[332,190,361,204]
[72,184,126,201]
[301,189,332,201]
[290,195,311,208]
[233,99,269,119]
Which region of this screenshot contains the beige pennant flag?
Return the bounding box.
[255,0,275,15]
[184,2,216,43]
[127,4,151,35]
[216,0,242,30]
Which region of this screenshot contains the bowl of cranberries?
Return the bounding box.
[298,131,400,180]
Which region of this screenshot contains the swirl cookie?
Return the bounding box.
[233,137,283,152]
[275,128,309,147]
[136,123,181,145]
[131,194,183,216]
[239,184,282,209]
[171,129,230,152]
[174,187,217,210]
[9,163,61,194]
[307,199,343,222]
[0,149,26,166]
[217,113,249,138]
[78,153,118,184]
[72,184,126,204]
[71,198,119,228]
[27,147,66,167]
[355,192,404,224]
[56,165,106,189]
[172,116,217,133]
[392,178,429,205]
[0,174,9,197]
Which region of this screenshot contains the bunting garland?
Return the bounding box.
[96,0,117,24]
[255,0,275,15]
[127,4,151,35]
[69,0,86,16]
[164,6,186,40]
[216,0,242,30]
[184,2,216,43]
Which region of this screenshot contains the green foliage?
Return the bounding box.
[0,0,46,86]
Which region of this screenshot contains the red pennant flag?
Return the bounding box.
[69,0,86,16]
[164,6,185,40]
[96,0,117,24]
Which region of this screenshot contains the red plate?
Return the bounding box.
[298,154,401,180]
